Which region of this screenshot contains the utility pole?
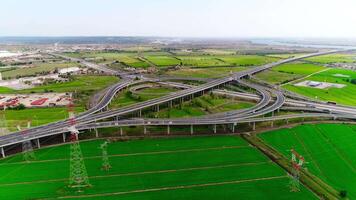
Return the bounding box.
[99,141,111,171]
[67,99,91,191]
[17,121,35,162]
[289,149,305,192]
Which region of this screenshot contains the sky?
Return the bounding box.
[1,0,356,38]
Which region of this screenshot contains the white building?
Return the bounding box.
[59,67,81,74]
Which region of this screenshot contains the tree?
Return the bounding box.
[340,190,347,198]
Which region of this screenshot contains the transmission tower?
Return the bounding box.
[99,141,111,171]
[17,121,36,162]
[67,100,91,191]
[289,149,305,192]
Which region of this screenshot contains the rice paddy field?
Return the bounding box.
[283,68,356,106]
[259,123,356,199]
[0,136,316,199]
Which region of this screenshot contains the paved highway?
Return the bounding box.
[0,50,352,151]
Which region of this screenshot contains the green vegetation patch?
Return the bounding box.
[167,66,247,78]
[259,124,356,199]
[144,56,181,67]
[0,136,316,199]
[1,107,84,131]
[154,94,253,118]
[283,68,356,106]
[304,53,356,64]
[1,62,80,79]
[255,63,326,85]
[219,55,278,66]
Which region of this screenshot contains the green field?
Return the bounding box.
[64,52,150,68]
[218,55,278,66]
[1,107,84,132]
[0,136,316,199]
[154,94,254,118]
[166,66,247,78]
[255,63,326,85]
[304,53,356,64]
[1,62,80,79]
[144,56,181,67]
[109,86,178,109]
[284,68,356,105]
[0,75,120,94]
[259,123,356,199]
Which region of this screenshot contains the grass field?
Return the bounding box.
[259,123,356,199]
[1,107,84,132]
[218,55,278,66]
[64,52,150,68]
[283,68,356,105]
[0,136,316,199]
[304,53,356,64]
[0,75,120,94]
[166,66,247,78]
[1,62,80,79]
[144,56,181,67]
[154,94,254,118]
[255,63,326,85]
[109,87,178,109]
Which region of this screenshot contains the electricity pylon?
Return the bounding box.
[67,100,91,191]
[289,149,305,192]
[99,141,111,171]
[17,121,36,162]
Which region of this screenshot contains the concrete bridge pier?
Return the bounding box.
[213,124,217,134]
[36,139,41,149]
[144,125,147,135]
[95,128,99,138]
[190,125,194,135]
[1,147,5,158]
[156,105,160,112]
[167,125,170,135]
[271,120,274,128]
[120,127,123,136]
[169,101,173,108]
[62,133,66,142]
[138,109,142,117]
[231,124,235,133]
[252,122,256,131]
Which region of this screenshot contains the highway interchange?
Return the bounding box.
[1,49,356,157]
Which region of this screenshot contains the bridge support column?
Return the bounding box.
[253,122,256,131]
[144,125,147,135]
[213,124,217,134]
[167,125,170,135]
[36,139,41,149]
[1,147,5,158]
[62,133,66,142]
[120,127,123,136]
[190,125,194,135]
[95,128,99,138]
[271,121,274,128]
[138,109,142,117]
[286,119,289,124]
[231,124,235,133]
[156,105,160,112]
[169,101,173,108]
